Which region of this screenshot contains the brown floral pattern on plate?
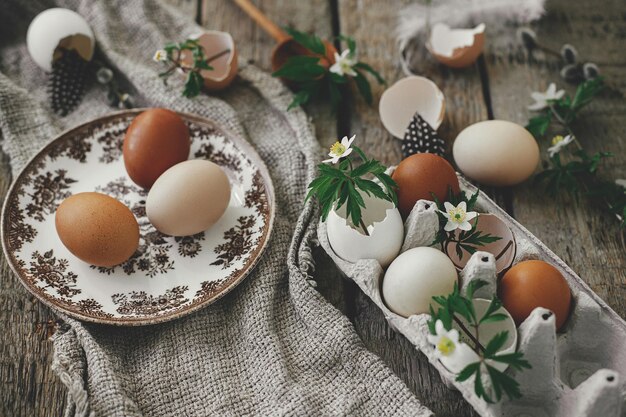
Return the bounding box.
[1,109,275,325]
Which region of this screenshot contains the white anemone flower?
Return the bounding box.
[427,320,461,359]
[528,83,565,111]
[440,201,478,232]
[547,134,575,158]
[323,135,355,164]
[153,49,168,62]
[329,49,357,77]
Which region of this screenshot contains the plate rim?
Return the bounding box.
[1,108,276,326]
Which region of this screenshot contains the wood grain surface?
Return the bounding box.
[1,0,624,416]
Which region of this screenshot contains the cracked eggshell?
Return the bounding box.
[445,213,516,274]
[427,23,485,69]
[181,31,238,91]
[453,120,540,186]
[379,76,445,139]
[27,8,95,72]
[326,193,403,268]
[382,247,457,317]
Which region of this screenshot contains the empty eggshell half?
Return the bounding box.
[427,23,485,69]
[326,192,403,268]
[445,213,516,274]
[379,76,445,139]
[181,31,238,91]
[27,8,95,72]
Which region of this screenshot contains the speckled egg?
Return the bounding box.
[55,192,139,267]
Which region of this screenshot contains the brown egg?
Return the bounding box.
[55,192,139,267]
[123,109,190,188]
[426,23,485,69]
[392,153,460,218]
[499,260,572,330]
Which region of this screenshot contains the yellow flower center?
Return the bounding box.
[447,207,467,224]
[330,142,346,156]
[437,336,456,356]
[551,135,564,146]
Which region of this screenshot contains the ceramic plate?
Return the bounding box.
[1,109,275,325]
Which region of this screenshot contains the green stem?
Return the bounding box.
[452,315,486,354]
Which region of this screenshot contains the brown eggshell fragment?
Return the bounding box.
[55,192,139,267]
[445,213,516,274]
[427,23,485,69]
[180,31,238,91]
[392,153,460,218]
[499,260,572,331]
[123,108,190,189]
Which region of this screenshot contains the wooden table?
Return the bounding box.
[1,0,624,416]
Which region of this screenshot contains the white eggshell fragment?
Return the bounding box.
[146,160,231,237]
[326,193,403,268]
[27,8,95,72]
[379,76,445,139]
[453,120,540,186]
[382,247,457,317]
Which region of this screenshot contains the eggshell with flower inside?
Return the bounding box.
[180,31,238,91]
[326,192,403,268]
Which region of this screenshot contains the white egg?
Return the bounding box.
[453,120,539,186]
[382,247,457,317]
[326,193,403,268]
[27,8,95,72]
[146,160,231,237]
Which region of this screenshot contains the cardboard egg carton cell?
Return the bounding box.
[317,175,626,417]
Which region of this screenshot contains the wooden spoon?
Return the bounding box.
[233,0,337,73]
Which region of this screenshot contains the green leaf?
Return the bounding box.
[571,77,604,111]
[183,71,203,98]
[351,145,368,162]
[479,297,503,324]
[479,313,508,324]
[353,70,373,105]
[284,27,326,55]
[456,362,480,382]
[354,62,385,84]
[526,113,551,138]
[288,89,312,110]
[466,279,487,300]
[484,331,509,357]
[490,352,532,370]
[272,56,326,81]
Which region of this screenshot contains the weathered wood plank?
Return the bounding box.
[486,0,626,318]
[336,0,486,415]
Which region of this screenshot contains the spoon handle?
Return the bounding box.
[232,0,289,43]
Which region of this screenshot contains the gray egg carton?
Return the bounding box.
[317,174,626,417]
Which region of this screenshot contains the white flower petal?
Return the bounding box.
[435,320,445,336]
[465,211,478,222]
[329,63,342,75]
[615,179,626,188]
[342,148,353,158]
[333,52,342,62]
[346,135,356,147]
[531,92,546,101]
[458,201,467,212]
[546,83,556,96]
[444,221,458,232]
[443,202,455,212]
[554,89,565,100]
[528,101,547,111]
[427,334,439,345]
[448,329,460,343]
[458,221,473,231]
[340,49,351,59]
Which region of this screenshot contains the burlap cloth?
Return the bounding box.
[0,1,433,416]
